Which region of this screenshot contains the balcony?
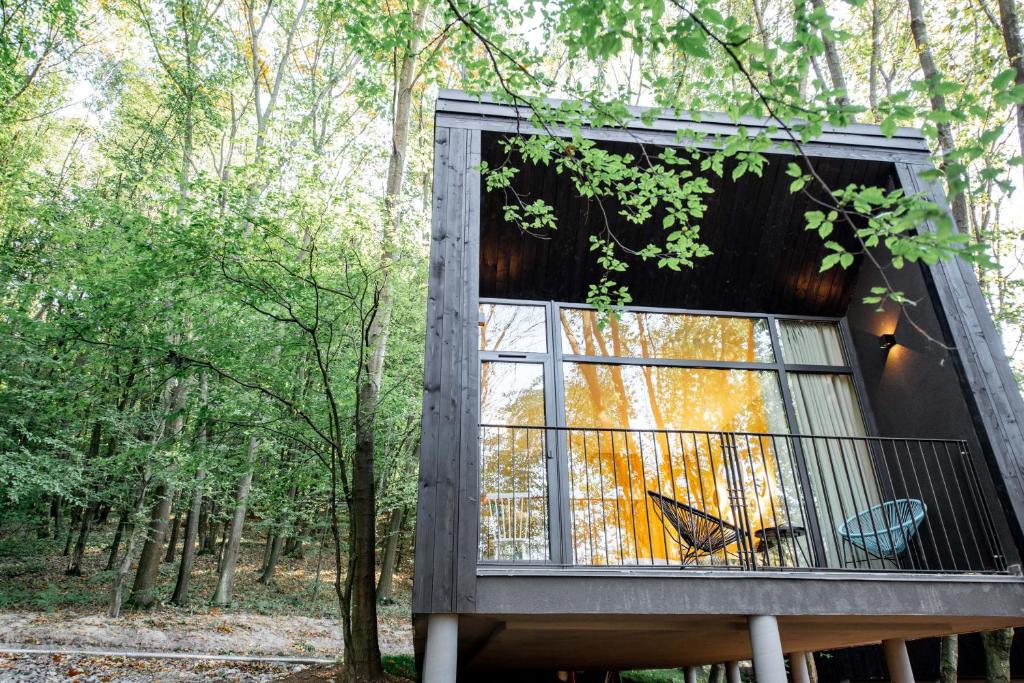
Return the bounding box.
[479,424,1007,574]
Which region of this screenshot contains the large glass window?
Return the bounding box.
[477,301,879,568]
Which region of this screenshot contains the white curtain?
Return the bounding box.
[781,322,884,568]
[778,320,847,365]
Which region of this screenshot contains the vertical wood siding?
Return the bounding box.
[412,126,482,613]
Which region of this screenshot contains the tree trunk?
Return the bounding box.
[171,470,205,606]
[375,506,406,603]
[806,651,818,683]
[66,422,102,575]
[907,0,971,232]
[129,482,173,608]
[128,366,188,608]
[868,0,881,116]
[996,0,1024,188]
[63,506,81,556]
[343,5,426,680]
[212,435,257,606]
[708,663,725,683]
[809,0,851,106]
[260,530,274,572]
[108,477,150,618]
[939,634,958,683]
[106,509,128,571]
[66,501,99,576]
[163,507,181,564]
[199,500,217,555]
[259,533,284,585]
[217,519,229,571]
[311,524,328,601]
[284,532,303,558]
[41,496,61,539]
[982,628,1014,683]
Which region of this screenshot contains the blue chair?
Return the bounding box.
[838,499,927,558]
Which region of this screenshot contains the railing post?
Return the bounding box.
[547,425,569,566]
[723,432,756,570]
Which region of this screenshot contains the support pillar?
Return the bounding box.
[726,661,742,683]
[684,666,697,683]
[423,613,459,683]
[883,638,914,683]
[748,615,787,682]
[789,652,810,683]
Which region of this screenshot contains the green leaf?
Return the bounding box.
[994,68,1017,91]
[820,254,840,271]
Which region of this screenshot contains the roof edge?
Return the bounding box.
[436,88,929,153]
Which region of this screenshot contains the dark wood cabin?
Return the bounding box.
[412,90,1024,682]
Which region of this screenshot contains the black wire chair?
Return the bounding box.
[647,490,741,565]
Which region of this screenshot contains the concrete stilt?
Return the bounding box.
[883,638,914,683]
[726,661,742,683]
[789,652,810,683]
[748,615,787,682]
[684,666,698,683]
[423,613,459,683]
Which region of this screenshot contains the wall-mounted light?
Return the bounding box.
[879,333,897,351]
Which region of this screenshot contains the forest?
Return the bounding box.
[1,0,1023,678]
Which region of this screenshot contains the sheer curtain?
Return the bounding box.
[778,320,847,366]
[780,322,883,568]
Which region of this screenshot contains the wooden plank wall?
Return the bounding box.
[412,125,482,614]
[897,162,1024,563]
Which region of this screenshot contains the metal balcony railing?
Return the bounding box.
[478,425,1007,574]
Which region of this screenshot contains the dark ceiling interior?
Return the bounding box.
[478,132,896,317]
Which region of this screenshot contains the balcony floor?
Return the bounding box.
[415,568,1024,673]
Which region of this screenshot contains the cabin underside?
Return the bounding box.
[414,572,1024,673]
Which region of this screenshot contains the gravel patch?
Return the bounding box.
[0,611,411,658]
[0,652,309,682]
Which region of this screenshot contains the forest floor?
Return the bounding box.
[0,528,414,680]
[0,651,308,682]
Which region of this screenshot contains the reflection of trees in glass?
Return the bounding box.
[479,362,548,560]
[560,309,774,363]
[560,311,795,566]
[479,304,547,353]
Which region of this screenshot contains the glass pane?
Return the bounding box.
[562,364,788,433]
[561,362,791,565]
[480,362,546,425]
[479,303,547,353]
[777,320,847,365]
[559,308,774,363]
[787,373,865,437]
[788,373,883,569]
[479,361,549,561]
